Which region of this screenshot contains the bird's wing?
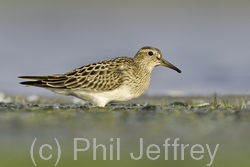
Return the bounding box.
[63,59,126,91]
[19,57,132,92]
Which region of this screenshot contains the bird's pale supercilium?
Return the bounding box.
[18,46,181,107]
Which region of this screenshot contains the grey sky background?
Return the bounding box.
[1,0,250,96]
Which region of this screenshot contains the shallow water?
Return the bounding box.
[1,1,250,95]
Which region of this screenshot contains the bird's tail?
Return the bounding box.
[18,75,67,88]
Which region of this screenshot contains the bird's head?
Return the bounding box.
[134,46,181,73]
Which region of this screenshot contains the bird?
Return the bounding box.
[18,46,181,107]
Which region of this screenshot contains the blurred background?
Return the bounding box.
[1,1,250,167]
[1,0,250,96]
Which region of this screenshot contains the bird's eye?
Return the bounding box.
[148,51,154,56]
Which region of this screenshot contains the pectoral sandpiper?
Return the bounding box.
[18,46,181,107]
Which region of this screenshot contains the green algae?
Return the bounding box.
[0,94,250,167]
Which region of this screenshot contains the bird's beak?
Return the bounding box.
[160,58,181,73]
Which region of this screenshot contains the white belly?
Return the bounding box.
[71,85,136,107]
